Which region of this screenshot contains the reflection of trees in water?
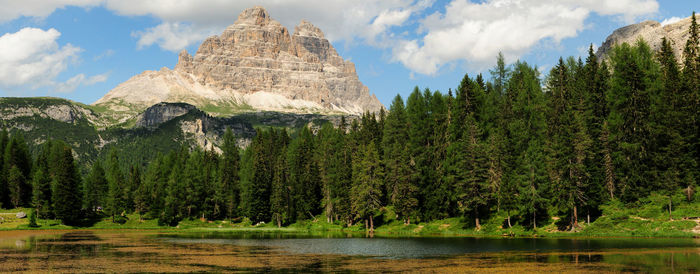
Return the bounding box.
[31,231,103,255]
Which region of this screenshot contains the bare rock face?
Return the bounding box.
[135,102,196,128]
[597,16,693,60]
[95,6,383,116]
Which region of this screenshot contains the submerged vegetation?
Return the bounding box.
[1,13,700,238]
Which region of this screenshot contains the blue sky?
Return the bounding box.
[0,0,697,107]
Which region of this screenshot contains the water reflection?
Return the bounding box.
[0,230,698,273]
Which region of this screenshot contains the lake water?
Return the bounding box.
[1,230,699,272]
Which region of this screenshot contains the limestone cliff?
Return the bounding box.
[94,6,383,117]
[596,16,693,60]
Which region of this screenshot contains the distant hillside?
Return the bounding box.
[0,97,346,167]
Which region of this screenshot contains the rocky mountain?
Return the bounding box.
[95,6,383,120]
[596,16,693,59]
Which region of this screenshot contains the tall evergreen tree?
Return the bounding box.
[506,62,548,229]
[0,129,7,208]
[51,143,82,225]
[3,134,32,207]
[382,95,417,223]
[607,41,658,202]
[216,128,240,219]
[106,149,127,221]
[287,127,321,221]
[351,142,384,231]
[83,161,108,212]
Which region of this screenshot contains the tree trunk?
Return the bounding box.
[407,216,410,225]
[277,215,282,228]
[475,209,481,230]
[370,215,374,232]
[587,212,590,225]
[668,197,672,220]
[365,219,368,231]
[573,206,578,228]
[533,211,537,230]
[507,214,512,228]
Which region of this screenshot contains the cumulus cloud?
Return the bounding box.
[132,22,219,52]
[661,16,682,26]
[392,0,659,75]
[54,73,108,93]
[0,28,81,89]
[0,27,108,93]
[0,0,660,75]
[103,0,430,51]
[0,0,102,23]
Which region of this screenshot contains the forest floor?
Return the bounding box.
[2,194,699,238]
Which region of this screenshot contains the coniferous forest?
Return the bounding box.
[1,14,699,233]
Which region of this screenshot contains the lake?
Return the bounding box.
[1,230,699,272]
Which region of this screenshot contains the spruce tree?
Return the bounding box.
[32,141,53,218]
[51,143,82,225]
[0,129,7,208]
[83,161,108,212]
[607,41,658,202]
[287,127,321,221]
[216,128,240,219]
[3,134,32,207]
[382,95,417,223]
[270,155,289,227]
[106,149,127,221]
[351,142,384,231]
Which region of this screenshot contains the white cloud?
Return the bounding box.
[0,27,81,89]
[103,0,431,51]
[0,27,108,93]
[661,16,682,26]
[391,0,659,75]
[54,73,109,93]
[0,0,102,23]
[132,22,219,52]
[0,0,660,75]
[93,49,114,61]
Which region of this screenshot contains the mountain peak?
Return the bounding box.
[235,6,270,26]
[95,6,384,117]
[294,20,325,38]
[596,16,692,60]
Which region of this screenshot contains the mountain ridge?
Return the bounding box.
[596,16,693,60]
[94,6,384,119]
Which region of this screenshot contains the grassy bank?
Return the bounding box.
[2,194,699,238]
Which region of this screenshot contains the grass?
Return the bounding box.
[2,194,699,238]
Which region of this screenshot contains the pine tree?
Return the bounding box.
[106,149,127,222]
[655,37,693,217]
[287,127,321,221]
[270,155,289,227]
[583,46,610,221]
[506,62,548,229]
[382,95,417,223]
[32,141,53,218]
[0,129,7,208]
[3,134,32,207]
[51,143,82,225]
[83,161,108,212]
[247,129,273,223]
[682,12,700,201]
[216,128,240,219]
[607,41,658,202]
[7,166,25,208]
[351,142,384,231]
